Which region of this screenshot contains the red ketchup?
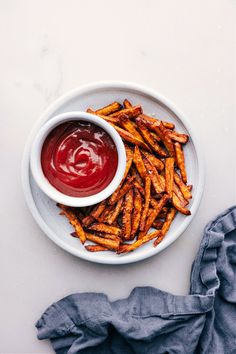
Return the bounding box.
[41,121,118,197]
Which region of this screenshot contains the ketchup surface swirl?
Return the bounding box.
[41,121,118,197]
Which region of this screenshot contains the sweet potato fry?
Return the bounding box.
[152,219,165,229]
[157,207,168,219]
[141,151,164,171]
[58,204,86,244]
[88,223,121,236]
[165,157,174,197]
[122,189,134,240]
[167,130,189,144]
[111,124,151,151]
[82,215,95,227]
[91,201,107,220]
[139,176,151,231]
[142,155,165,193]
[138,194,170,238]
[130,166,143,185]
[131,187,142,238]
[187,185,193,192]
[110,105,142,118]
[95,101,122,116]
[87,108,121,124]
[175,142,187,183]
[106,197,123,225]
[139,114,175,130]
[136,117,167,157]
[172,192,191,215]
[109,175,135,205]
[133,146,147,179]
[118,230,162,253]
[150,131,161,142]
[86,233,120,251]
[85,245,109,252]
[173,182,188,207]
[119,114,145,142]
[123,99,132,108]
[154,208,177,247]
[174,172,192,200]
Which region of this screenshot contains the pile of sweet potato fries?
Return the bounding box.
[58,99,192,254]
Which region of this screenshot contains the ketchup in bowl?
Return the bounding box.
[41,121,118,197]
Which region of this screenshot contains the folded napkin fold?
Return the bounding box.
[36,207,236,354]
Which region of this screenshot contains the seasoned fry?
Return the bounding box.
[172,193,191,215]
[109,175,135,205]
[111,124,151,151]
[82,215,95,227]
[120,114,145,142]
[106,197,123,225]
[150,131,161,142]
[173,183,188,207]
[142,155,165,193]
[157,207,168,219]
[154,208,177,247]
[167,130,189,144]
[110,105,142,118]
[86,233,120,251]
[88,223,121,236]
[123,99,132,108]
[118,230,162,253]
[140,177,151,231]
[85,245,109,252]
[131,187,142,238]
[95,101,122,116]
[165,157,174,197]
[122,189,134,239]
[136,117,167,157]
[133,146,147,179]
[130,166,143,185]
[58,204,86,244]
[139,194,170,238]
[174,172,192,200]
[142,151,164,170]
[91,201,107,220]
[175,142,187,183]
[152,219,165,229]
[187,185,193,192]
[139,114,175,130]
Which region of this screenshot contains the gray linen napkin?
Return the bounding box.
[36,206,236,354]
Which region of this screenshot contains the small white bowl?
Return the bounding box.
[30,111,126,207]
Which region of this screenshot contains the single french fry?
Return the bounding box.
[152,219,165,229]
[130,166,143,185]
[85,245,110,252]
[167,130,189,144]
[119,114,145,142]
[175,142,187,183]
[139,114,175,130]
[157,207,168,219]
[165,157,175,197]
[95,233,121,241]
[86,233,120,250]
[91,201,107,220]
[154,208,177,247]
[95,101,122,116]
[58,204,86,244]
[136,117,167,157]
[139,177,151,231]
[141,151,164,170]
[187,185,193,192]
[173,182,188,207]
[122,189,134,240]
[82,215,95,227]
[111,124,151,151]
[133,146,147,179]
[172,192,191,215]
[150,131,161,142]
[174,172,192,200]
[123,99,132,108]
[110,105,142,118]
[131,187,142,238]
[88,223,121,236]
[139,194,170,238]
[118,229,162,253]
[106,197,123,225]
[142,155,165,193]
[133,180,160,209]
[109,175,135,205]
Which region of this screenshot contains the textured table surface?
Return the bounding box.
[0,0,235,352]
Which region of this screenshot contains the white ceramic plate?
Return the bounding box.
[22,81,204,264]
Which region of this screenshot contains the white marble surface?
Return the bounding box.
[0,0,235,352]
